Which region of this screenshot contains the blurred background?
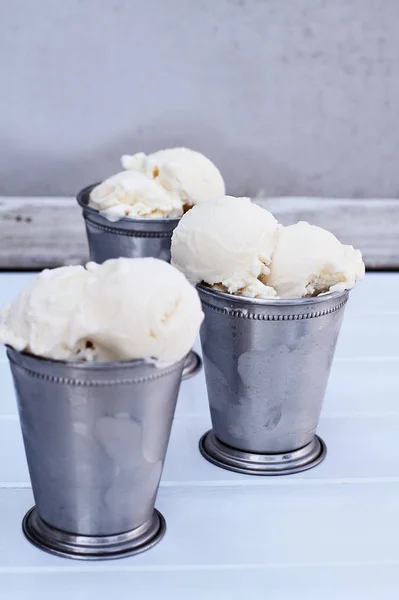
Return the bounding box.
[1,0,399,199]
[0,0,397,269]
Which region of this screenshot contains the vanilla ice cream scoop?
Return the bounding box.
[171,196,279,298]
[89,170,183,220]
[266,221,365,298]
[90,148,225,221]
[0,258,203,364]
[79,258,203,363]
[0,265,91,360]
[121,147,225,207]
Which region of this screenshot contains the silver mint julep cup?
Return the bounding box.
[77,184,201,379]
[7,347,184,560]
[197,286,349,475]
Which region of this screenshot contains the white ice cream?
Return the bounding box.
[89,170,183,221]
[89,147,225,220]
[79,258,203,363]
[0,265,90,360]
[0,258,204,364]
[121,147,225,207]
[266,221,365,298]
[171,196,279,298]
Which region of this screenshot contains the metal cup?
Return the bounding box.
[197,286,349,475]
[7,347,184,560]
[77,183,179,264]
[77,184,201,379]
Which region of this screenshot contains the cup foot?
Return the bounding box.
[199,430,326,476]
[182,351,202,379]
[22,507,166,561]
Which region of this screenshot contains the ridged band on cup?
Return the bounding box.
[84,219,174,238]
[6,347,185,387]
[197,285,349,320]
[199,298,348,320]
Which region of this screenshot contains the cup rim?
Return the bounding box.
[5,345,181,371]
[76,183,182,225]
[196,283,349,306]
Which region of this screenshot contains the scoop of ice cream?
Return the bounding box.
[0,265,91,360]
[171,196,279,298]
[79,258,203,363]
[89,170,183,220]
[266,221,365,298]
[0,258,204,364]
[121,147,225,207]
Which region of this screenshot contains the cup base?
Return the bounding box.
[182,351,202,379]
[22,507,166,561]
[199,430,327,476]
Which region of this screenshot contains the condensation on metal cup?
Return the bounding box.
[7,347,184,560]
[77,184,201,380]
[197,286,349,476]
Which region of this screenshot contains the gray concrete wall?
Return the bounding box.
[1,0,398,198]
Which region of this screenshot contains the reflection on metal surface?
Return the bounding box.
[199,430,327,476]
[23,507,166,560]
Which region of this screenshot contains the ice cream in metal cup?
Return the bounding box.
[7,347,184,560]
[77,184,179,264]
[77,184,201,378]
[197,285,349,475]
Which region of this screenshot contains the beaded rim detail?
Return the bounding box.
[8,359,182,387]
[85,218,174,238]
[200,298,348,320]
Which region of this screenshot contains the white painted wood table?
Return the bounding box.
[0,273,398,599]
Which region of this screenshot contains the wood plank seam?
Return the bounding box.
[0,197,397,269]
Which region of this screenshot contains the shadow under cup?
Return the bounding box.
[77,184,201,379]
[197,286,349,476]
[7,347,184,560]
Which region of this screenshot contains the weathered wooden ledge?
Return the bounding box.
[0,196,397,270]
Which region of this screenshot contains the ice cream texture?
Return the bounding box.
[171,198,364,299]
[89,170,183,220]
[171,196,279,298]
[0,258,204,363]
[266,221,365,299]
[89,147,225,220]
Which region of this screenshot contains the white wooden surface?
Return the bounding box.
[0,273,399,598]
[0,197,398,269]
